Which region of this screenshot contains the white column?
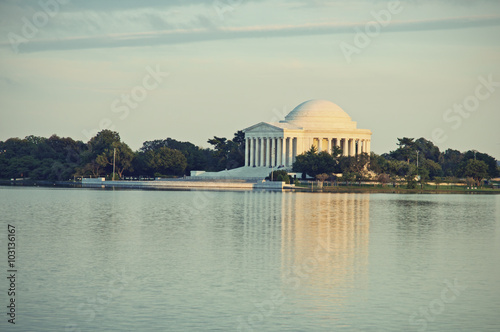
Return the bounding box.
[254,138,258,166]
[327,138,332,154]
[249,138,254,166]
[317,138,322,152]
[349,139,355,156]
[265,138,270,166]
[264,137,269,167]
[334,138,340,155]
[284,138,288,167]
[341,138,346,156]
[356,139,360,156]
[259,137,264,167]
[271,138,275,167]
[246,138,249,166]
[366,140,371,155]
[288,137,294,166]
[262,138,267,167]
[245,137,249,166]
[265,137,271,167]
[281,137,287,166]
[270,137,274,166]
[277,138,282,166]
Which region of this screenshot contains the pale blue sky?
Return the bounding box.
[0,0,499,159]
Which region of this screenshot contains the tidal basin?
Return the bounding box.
[0,187,499,331]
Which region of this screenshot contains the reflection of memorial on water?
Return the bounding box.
[280,192,370,301]
[241,191,284,274]
[240,191,370,304]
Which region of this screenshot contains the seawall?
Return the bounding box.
[82,178,287,191]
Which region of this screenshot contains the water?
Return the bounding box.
[0,187,499,331]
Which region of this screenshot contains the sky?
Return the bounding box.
[0,0,499,159]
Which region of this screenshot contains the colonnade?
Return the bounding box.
[245,136,371,167]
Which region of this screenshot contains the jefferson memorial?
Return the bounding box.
[243,99,372,168]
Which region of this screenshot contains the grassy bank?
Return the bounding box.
[293,182,500,194]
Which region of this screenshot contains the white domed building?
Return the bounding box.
[243,100,372,168]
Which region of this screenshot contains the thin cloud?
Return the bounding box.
[4,15,500,53]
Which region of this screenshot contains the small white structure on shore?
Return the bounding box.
[243,99,372,168]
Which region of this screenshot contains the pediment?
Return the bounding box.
[243,122,284,133]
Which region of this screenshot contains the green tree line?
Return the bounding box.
[0,130,245,180]
[292,137,499,187]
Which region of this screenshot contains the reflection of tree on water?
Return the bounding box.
[280,193,370,302]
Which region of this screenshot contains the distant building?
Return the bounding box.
[243,99,372,168]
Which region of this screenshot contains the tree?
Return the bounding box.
[441,149,463,177]
[369,152,388,174]
[386,159,411,178]
[338,153,371,185]
[330,145,343,158]
[142,147,187,176]
[377,173,390,187]
[207,134,244,171]
[434,177,443,189]
[82,130,122,176]
[465,177,477,188]
[414,137,441,162]
[462,159,489,184]
[417,166,430,189]
[405,167,417,189]
[397,137,415,163]
[139,138,212,174]
[340,153,370,174]
[0,135,85,180]
[462,150,499,179]
[421,159,442,180]
[444,176,458,189]
[87,130,121,158]
[293,146,339,178]
[96,141,135,179]
[316,173,329,187]
[342,171,356,186]
[77,160,103,178]
[232,130,245,146]
[269,170,290,183]
[227,131,246,169]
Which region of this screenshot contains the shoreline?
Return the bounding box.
[1,179,499,194]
